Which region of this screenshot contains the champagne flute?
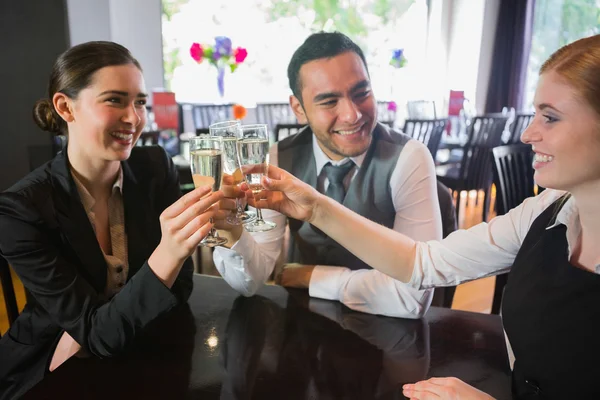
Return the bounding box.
[237,124,276,232]
[189,135,228,247]
[209,120,255,225]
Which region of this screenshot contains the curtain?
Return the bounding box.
[484,0,536,113]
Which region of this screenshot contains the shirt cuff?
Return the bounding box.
[230,228,255,254]
[214,229,255,262]
[308,265,347,301]
[409,242,426,289]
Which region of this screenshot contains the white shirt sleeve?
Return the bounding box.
[309,140,442,318]
[213,143,286,296]
[410,188,566,289]
[213,211,286,296]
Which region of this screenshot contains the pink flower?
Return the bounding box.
[387,101,397,112]
[234,47,248,63]
[190,43,204,62]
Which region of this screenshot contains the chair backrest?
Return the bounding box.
[274,124,306,142]
[0,257,19,328]
[492,144,535,215]
[256,103,297,141]
[457,116,508,189]
[191,104,234,129]
[376,101,397,126]
[407,100,437,119]
[403,119,448,160]
[437,180,457,239]
[137,131,160,146]
[507,113,534,144]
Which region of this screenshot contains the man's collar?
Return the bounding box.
[311,133,367,175]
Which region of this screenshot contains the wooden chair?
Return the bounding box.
[274,124,306,142]
[137,131,160,146]
[256,103,297,141]
[506,113,534,144]
[431,180,459,308]
[191,103,234,129]
[403,118,448,160]
[436,115,508,223]
[1,257,19,333]
[490,144,535,314]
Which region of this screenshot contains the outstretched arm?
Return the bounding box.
[249,165,418,283]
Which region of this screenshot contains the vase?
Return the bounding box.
[216,66,225,99]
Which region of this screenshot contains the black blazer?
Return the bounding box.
[0,146,193,399]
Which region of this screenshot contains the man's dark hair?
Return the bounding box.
[287,32,368,103]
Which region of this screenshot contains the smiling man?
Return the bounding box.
[213,32,443,318]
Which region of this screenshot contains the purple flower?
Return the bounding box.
[390,48,407,68]
[214,36,232,56]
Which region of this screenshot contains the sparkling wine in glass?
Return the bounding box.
[209,120,255,225]
[237,124,276,232]
[189,135,227,247]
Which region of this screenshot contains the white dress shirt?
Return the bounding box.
[410,188,588,369]
[409,188,594,291]
[214,132,443,318]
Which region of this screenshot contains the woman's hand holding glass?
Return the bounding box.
[243,164,321,224]
[148,186,223,287]
[189,135,228,247]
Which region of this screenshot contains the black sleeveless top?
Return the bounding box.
[502,197,600,399]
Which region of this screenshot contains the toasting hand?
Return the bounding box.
[242,164,322,223]
[213,172,248,243]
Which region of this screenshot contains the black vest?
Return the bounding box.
[502,197,600,399]
[277,123,409,270]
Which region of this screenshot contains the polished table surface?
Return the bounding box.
[25,275,511,399]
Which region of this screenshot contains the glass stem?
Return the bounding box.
[256,207,264,222]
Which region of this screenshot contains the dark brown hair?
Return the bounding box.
[287,32,368,104]
[33,41,142,134]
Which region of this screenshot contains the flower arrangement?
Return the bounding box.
[389,49,407,68]
[232,104,247,120]
[190,36,248,98]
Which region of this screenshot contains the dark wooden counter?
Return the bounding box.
[25,275,511,399]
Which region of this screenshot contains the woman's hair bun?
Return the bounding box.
[33,99,63,133]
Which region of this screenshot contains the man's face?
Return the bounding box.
[290,51,377,160]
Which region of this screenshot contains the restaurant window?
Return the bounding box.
[523,0,600,110]
[161,0,429,104]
